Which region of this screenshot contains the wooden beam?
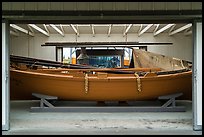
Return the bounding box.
[91,24,95,37]
[138,24,153,36]
[76,24,80,37]
[168,24,176,34]
[70,24,79,36]
[27,24,35,35]
[60,24,64,34]
[153,24,160,33]
[28,24,49,37]
[43,24,50,35]
[169,24,192,36]
[123,24,133,36]
[10,24,34,36]
[42,41,173,48]
[184,30,192,36]
[108,24,112,37]
[10,30,19,36]
[10,55,96,69]
[138,24,143,33]
[50,24,64,37]
[154,24,175,36]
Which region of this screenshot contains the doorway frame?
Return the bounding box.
[192,20,202,131]
[2,15,202,131]
[2,20,10,131]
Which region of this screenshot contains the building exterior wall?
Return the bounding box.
[2,2,202,11]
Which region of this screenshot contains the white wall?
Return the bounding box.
[10,35,56,61]
[145,34,192,62]
[10,33,192,62]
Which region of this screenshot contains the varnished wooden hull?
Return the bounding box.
[10,69,192,101]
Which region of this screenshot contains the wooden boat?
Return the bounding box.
[10,49,192,101]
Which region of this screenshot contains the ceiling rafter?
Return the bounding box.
[154,24,175,36]
[70,24,79,36]
[185,31,192,36]
[123,24,133,36]
[169,24,192,36]
[91,24,95,37]
[60,24,64,34]
[28,24,49,37]
[183,27,192,36]
[10,30,19,37]
[12,26,19,33]
[138,24,153,36]
[50,24,64,37]
[184,29,192,36]
[10,24,34,36]
[138,24,143,33]
[27,25,35,35]
[108,24,112,37]
[43,24,50,35]
[153,24,160,33]
[168,24,176,34]
[76,25,80,37]
[10,23,192,37]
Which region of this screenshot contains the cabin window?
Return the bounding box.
[88,55,121,68]
[76,48,124,68]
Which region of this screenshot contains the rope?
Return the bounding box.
[134,72,142,93]
[84,73,89,94]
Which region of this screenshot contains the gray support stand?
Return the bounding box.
[30,92,185,112]
[32,93,58,108]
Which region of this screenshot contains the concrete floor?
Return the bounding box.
[2,100,202,135]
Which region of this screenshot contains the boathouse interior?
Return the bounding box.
[2,2,202,135]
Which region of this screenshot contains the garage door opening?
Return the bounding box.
[2,2,202,134]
